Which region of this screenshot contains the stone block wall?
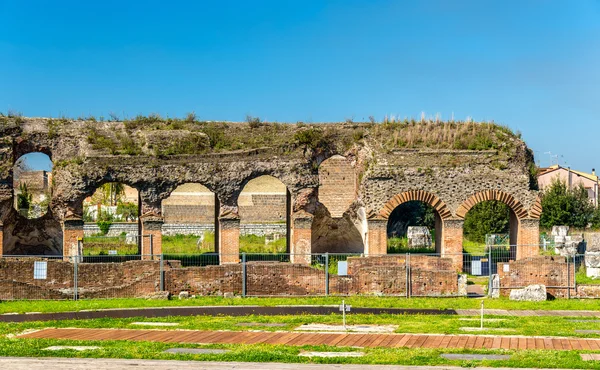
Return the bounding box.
[84,223,139,237]
[161,223,215,236]
[163,205,215,224]
[239,194,287,223]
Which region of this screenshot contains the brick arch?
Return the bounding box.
[455,190,528,219]
[379,190,452,220]
[529,196,542,219]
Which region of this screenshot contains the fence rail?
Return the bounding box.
[0,248,598,301]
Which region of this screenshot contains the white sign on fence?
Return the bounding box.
[33,261,47,280]
[338,261,348,276]
[108,250,118,255]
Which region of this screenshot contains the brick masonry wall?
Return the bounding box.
[219,219,240,263]
[318,155,356,218]
[497,256,575,298]
[163,204,214,223]
[0,259,161,300]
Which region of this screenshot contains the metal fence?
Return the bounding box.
[0,248,598,301]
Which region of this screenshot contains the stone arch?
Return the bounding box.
[379,190,452,220]
[456,190,528,220]
[160,183,218,253]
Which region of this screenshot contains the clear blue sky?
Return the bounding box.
[1,1,598,172]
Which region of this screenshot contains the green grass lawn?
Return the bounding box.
[82,235,138,255]
[0,315,599,368]
[162,233,215,254]
[2,296,600,314]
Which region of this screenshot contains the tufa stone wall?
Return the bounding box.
[0,117,540,257]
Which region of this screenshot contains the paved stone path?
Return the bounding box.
[19,328,600,351]
[0,357,576,370]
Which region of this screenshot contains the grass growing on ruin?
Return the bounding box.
[240,235,287,254]
[0,319,598,368]
[82,235,138,255]
[2,296,600,314]
[576,267,600,285]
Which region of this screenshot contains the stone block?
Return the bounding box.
[509,284,546,301]
[556,235,584,257]
[407,226,432,249]
[457,274,467,297]
[178,291,190,299]
[552,226,569,237]
[587,233,600,252]
[490,274,500,298]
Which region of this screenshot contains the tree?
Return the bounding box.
[91,183,125,206]
[16,183,32,213]
[387,201,435,237]
[463,200,510,243]
[540,178,593,229]
[117,201,138,222]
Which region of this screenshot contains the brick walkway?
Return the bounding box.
[19,328,600,351]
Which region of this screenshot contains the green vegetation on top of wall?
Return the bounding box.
[18,115,525,158]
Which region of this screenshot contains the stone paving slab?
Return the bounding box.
[20,328,600,352]
[236,323,288,327]
[569,320,600,323]
[43,346,100,351]
[441,354,511,361]
[459,327,516,332]
[575,330,600,334]
[131,322,179,327]
[163,348,230,354]
[295,324,398,333]
[299,351,364,357]
[581,353,600,361]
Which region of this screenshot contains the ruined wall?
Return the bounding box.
[0,117,540,256]
[497,256,574,298]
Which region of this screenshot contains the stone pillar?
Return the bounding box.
[517,218,540,259]
[62,218,84,261]
[442,219,463,271]
[219,218,240,264]
[140,214,163,260]
[291,213,312,264]
[366,218,387,255]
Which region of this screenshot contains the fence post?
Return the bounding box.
[159,253,164,292]
[73,256,78,301]
[488,246,492,297]
[406,253,411,298]
[325,253,330,296]
[242,252,247,297]
[567,256,571,299]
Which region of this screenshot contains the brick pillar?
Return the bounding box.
[517,218,540,259]
[219,218,240,264]
[366,218,387,255]
[442,219,463,271]
[140,215,163,260]
[291,214,312,264]
[62,218,84,261]
[0,222,4,257]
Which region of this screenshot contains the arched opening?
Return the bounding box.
[238,175,290,255]
[82,183,140,255]
[13,152,53,219]
[463,200,514,254]
[458,191,525,277]
[386,201,442,253]
[160,183,217,254]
